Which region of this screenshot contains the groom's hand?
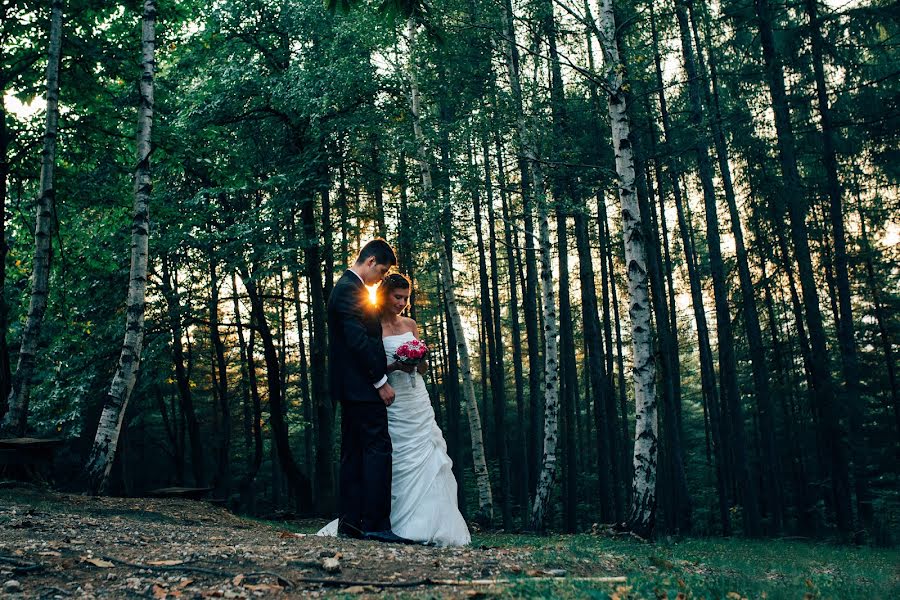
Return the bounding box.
[379,382,396,406]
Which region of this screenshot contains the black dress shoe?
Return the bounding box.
[337,520,363,539]
[361,530,416,545]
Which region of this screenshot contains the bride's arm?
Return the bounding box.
[411,320,429,374]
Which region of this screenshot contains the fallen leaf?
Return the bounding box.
[232,574,244,586]
[152,584,168,599]
[344,586,367,594]
[149,559,184,566]
[177,579,194,589]
[39,550,62,557]
[84,557,115,568]
[322,556,341,573]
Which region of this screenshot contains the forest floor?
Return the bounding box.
[1,484,897,599]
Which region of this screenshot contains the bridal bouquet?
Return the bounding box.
[394,339,428,387]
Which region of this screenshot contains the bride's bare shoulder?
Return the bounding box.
[403,316,420,336]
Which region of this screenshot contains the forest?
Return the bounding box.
[0,0,897,547]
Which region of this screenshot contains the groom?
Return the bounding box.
[327,239,411,544]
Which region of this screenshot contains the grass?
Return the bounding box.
[247,516,900,598]
[469,533,900,599]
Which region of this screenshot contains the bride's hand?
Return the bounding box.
[389,360,415,374]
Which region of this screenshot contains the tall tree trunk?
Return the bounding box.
[574,208,614,523]
[233,272,261,509]
[691,0,783,532]
[636,127,693,534]
[597,194,625,522]
[580,0,624,525]
[556,209,579,534]
[241,269,313,512]
[754,0,853,536]
[806,0,872,530]
[209,258,230,499]
[299,195,335,515]
[480,135,513,529]
[371,136,386,236]
[1,0,63,435]
[397,151,417,317]
[84,0,155,491]
[674,0,760,535]
[288,254,314,485]
[154,385,182,484]
[529,157,561,533]
[160,258,204,486]
[0,97,11,413]
[648,3,730,534]
[337,142,349,267]
[405,15,493,524]
[496,132,529,523]
[598,0,658,537]
[644,113,684,437]
[759,253,814,531]
[499,0,543,499]
[539,0,579,532]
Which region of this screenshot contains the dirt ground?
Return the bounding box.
[0,484,619,599]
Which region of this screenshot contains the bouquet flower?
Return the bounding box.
[394,339,428,387]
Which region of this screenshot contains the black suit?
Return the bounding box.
[327,270,391,533]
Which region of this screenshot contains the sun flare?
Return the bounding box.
[367,284,379,305]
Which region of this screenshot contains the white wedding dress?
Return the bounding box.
[318,332,470,547]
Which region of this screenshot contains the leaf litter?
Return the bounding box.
[0,485,623,598]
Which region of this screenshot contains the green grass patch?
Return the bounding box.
[473,533,900,599]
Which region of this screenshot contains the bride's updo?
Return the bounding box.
[377,273,412,316]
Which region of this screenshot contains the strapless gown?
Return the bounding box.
[318,331,470,546]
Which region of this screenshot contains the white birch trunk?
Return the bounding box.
[528,158,560,531]
[499,0,561,530]
[85,0,156,492]
[598,0,659,537]
[404,16,494,523]
[1,0,63,436]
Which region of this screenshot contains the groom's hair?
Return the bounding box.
[355,239,397,267]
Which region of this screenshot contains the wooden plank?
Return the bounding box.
[147,487,213,500]
[0,437,63,449]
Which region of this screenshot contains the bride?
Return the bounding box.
[319,273,470,547]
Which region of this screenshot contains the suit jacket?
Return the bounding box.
[327,270,387,404]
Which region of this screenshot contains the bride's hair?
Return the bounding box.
[377,273,412,316]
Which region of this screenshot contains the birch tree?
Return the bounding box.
[403,14,494,524]
[85,0,156,492]
[528,157,561,532]
[1,0,63,436]
[597,0,658,538]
